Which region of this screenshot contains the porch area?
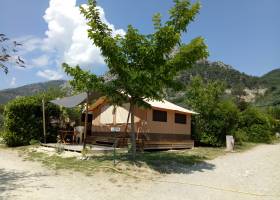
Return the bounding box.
[40,143,118,153]
[86,132,194,150]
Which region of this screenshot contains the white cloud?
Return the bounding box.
[10,77,16,87]
[17,0,125,73]
[41,0,125,68]
[37,69,63,80]
[31,55,50,67]
[15,35,44,54]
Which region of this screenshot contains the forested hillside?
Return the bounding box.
[0,61,279,107]
[173,60,279,107]
[0,80,67,104]
[178,60,260,89]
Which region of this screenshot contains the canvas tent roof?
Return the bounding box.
[50,92,197,114]
[50,93,87,108]
[89,96,198,115]
[50,92,102,108]
[144,99,198,114]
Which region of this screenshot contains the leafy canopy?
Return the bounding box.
[79,0,208,106]
[185,76,239,146]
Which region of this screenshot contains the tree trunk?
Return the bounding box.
[83,92,89,150]
[130,102,136,160]
[42,98,47,144]
[124,104,131,133]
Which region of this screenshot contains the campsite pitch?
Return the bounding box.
[0,143,279,200]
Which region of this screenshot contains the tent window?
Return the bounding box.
[153,110,167,122]
[175,113,186,124]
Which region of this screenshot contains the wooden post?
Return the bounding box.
[83,92,89,150]
[113,106,116,166]
[42,98,47,144]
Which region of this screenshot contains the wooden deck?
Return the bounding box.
[41,143,117,153]
[86,132,194,150]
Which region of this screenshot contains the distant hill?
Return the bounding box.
[0,62,279,107]
[260,68,280,88]
[172,60,279,107]
[255,68,280,106]
[178,60,260,89]
[0,80,67,105]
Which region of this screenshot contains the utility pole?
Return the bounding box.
[83,92,89,150]
[42,98,46,144]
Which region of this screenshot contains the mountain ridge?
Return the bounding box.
[0,61,279,106]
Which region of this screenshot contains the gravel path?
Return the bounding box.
[0,144,280,200]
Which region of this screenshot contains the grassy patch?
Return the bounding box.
[18,143,262,175]
[234,142,259,152]
[20,146,226,175]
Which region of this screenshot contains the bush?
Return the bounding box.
[233,129,248,145]
[29,139,40,145]
[238,107,275,143]
[0,131,23,147]
[0,105,4,131]
[3,94,61,147]
[186,77,240,146]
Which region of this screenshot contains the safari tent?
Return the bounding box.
[50,93,197,150]
[86,96,197,150]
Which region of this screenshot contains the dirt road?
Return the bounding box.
[0,144,280,200]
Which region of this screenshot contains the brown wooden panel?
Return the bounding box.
[86,131,193,149]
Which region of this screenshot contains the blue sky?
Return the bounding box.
[0,0,279,90]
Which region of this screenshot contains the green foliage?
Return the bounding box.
[0,104,4,130]
[63,0,208,159]
[266,106,280,132]
[2,93,61,147]
[184,76,278,146]
[62,64,104,93]
[238,107,275,143]
[233,129,249,145]
[0,80,67,105]
[179,60,260,90]
[29,139,40,145]
[185,76,239,146]
[80,0,208,107]
[0,131,23,147]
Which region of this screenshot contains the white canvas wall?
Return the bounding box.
[100,103,140,124]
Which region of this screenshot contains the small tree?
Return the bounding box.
[78,0,208,159]
[0,33,25,74]
[239,107,275,143]
[185,76,239,146]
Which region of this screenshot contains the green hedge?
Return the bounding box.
[2,94,61,147]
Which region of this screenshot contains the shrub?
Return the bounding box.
[0,131,23,147]
[238,107,275,143]
[186,77,240,146]
[3,94,61,147]
[233,129,248,145]
[29,139,40,145]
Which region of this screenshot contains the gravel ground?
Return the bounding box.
[0,143,280,200]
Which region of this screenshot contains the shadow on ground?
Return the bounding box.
[0,168,52,199]
[93,151,216,174]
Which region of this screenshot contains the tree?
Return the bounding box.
[77,0,208,159]
[0,33,25,74]
[239,107,275,143]
[185,76,239,146]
